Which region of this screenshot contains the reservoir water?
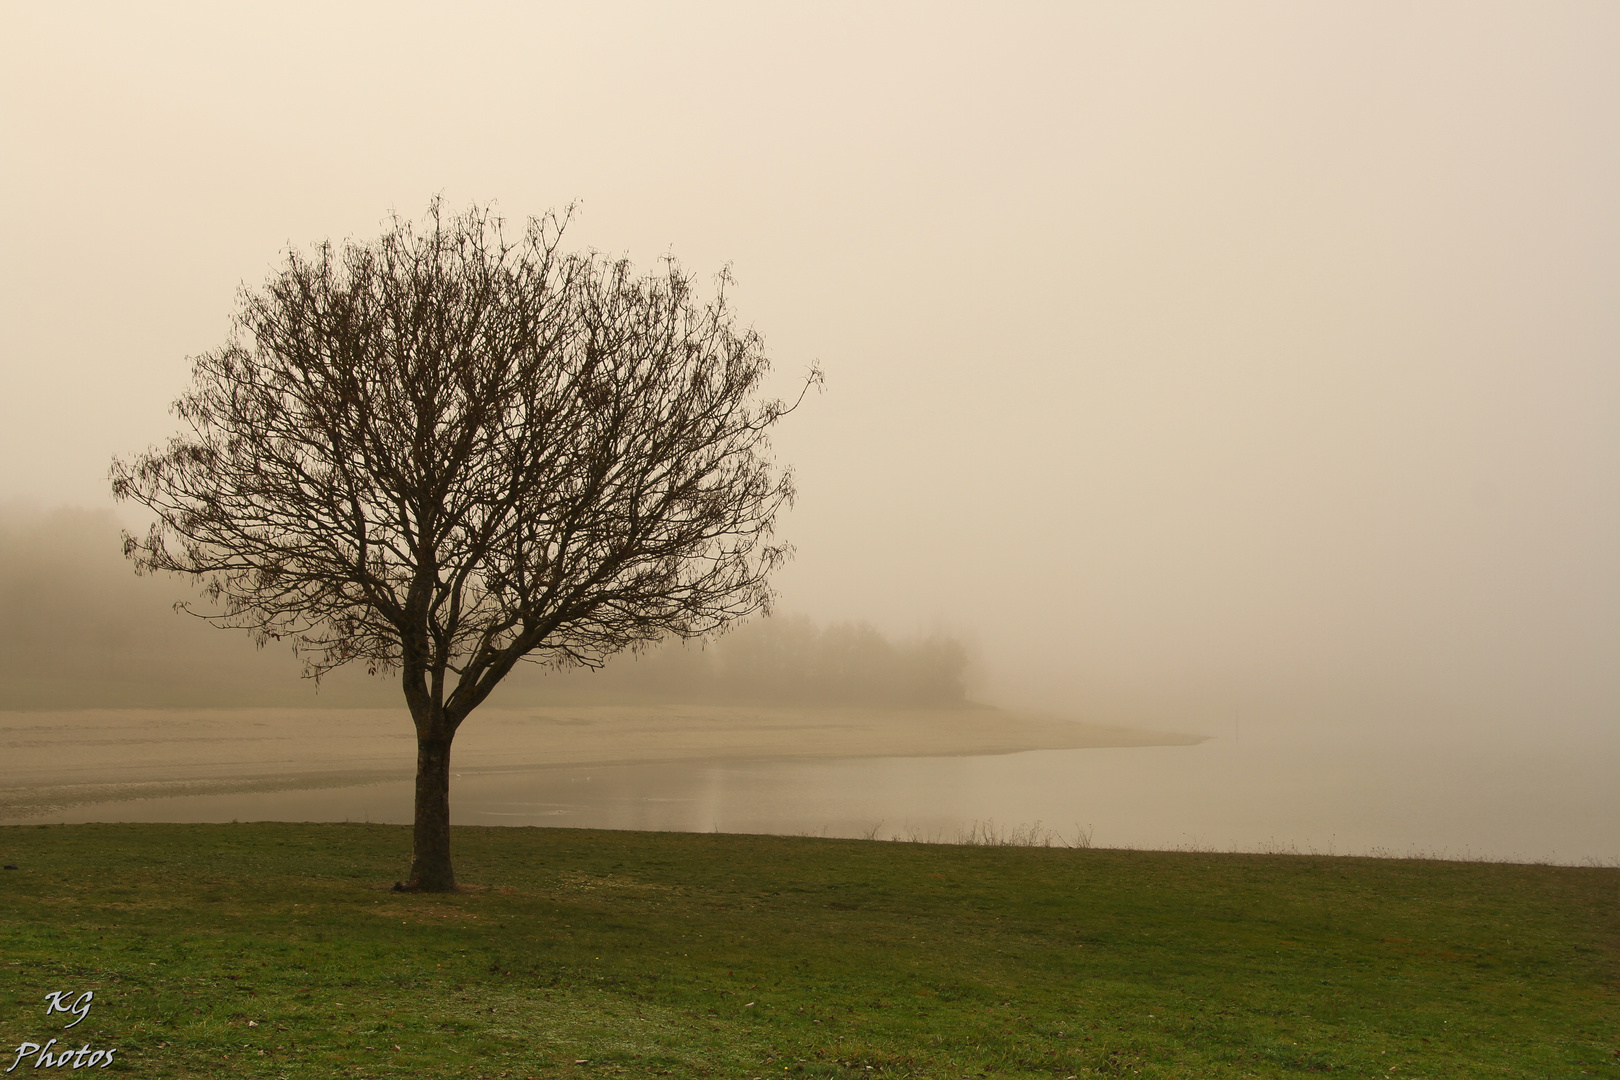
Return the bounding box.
[32,718,1619,865]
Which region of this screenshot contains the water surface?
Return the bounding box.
[37,721,1619,864]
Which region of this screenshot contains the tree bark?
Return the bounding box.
[408,729,457,891]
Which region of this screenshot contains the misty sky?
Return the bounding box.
[2,3,1616,735]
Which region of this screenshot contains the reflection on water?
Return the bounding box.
[37,722,1620,864]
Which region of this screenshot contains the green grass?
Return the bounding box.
[0,823,1615,1077]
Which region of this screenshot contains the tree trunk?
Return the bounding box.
[408,729,457,891]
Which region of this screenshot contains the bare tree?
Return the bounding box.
[112,201,815,890]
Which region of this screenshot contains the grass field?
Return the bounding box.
[0,823,1615,1077]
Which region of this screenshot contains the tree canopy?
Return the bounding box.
[112,201,815,889]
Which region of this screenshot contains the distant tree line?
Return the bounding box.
[0,507,972,709]
[530,615,972,707]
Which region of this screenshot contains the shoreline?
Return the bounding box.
[0,704,1202,820]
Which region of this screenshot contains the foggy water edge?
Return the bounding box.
[28,722,1619,865]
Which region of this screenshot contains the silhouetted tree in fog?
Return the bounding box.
[112,201,815,890]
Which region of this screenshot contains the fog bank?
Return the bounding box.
[0,506,972,711]
[2,4,1616,746]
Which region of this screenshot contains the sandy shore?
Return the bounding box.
[0,705,1200,820]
